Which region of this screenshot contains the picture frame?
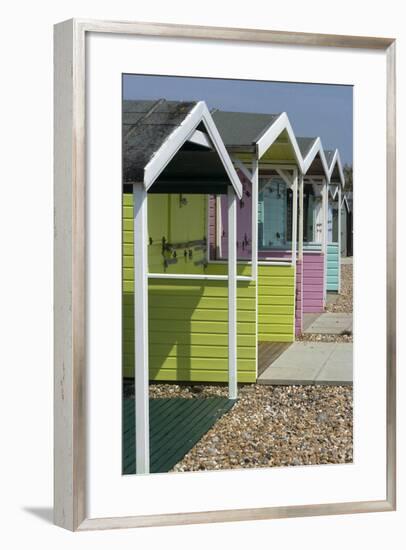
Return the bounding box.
[54,18,396,531]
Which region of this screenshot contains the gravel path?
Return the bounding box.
[326,262,353,313]
[172,384,352,472]
[298,333,352,343]
[127,382,352,472]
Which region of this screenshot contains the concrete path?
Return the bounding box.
[303,312,321,331]
[258,342,353,385]
[304,312,352,335]
[341,256,353,265]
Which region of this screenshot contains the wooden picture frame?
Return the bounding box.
[54,18,396,531]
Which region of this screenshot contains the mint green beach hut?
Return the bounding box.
[325,149,345,292]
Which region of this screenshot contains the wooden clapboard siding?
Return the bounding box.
[327,242,340,291]
[123,193,208,274]
[258,249,302,336]
[257,264,295,342]
[123,193,257,383]
[303,250,324,312]
[303,242,322,251]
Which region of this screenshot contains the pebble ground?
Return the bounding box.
[145,383,353,472]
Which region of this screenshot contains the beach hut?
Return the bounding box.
[341,193,353,257]
[296,137,330,330]
[209,110,304,372]
[122,99,244,473]
[330,191,352,257]
[324,149,345,292]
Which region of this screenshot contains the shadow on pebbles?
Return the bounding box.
[144,383,353,473]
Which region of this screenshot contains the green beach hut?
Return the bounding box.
[122,99,246,473]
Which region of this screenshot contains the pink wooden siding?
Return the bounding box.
[303,252,324,313]
[263,251,324,319]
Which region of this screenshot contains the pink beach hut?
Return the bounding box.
[209,110,304,356]
[297,137,330,326]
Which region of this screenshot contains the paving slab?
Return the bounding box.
[304,312,353,335]
[303,312,322,331]
[258,342,353,385]
[341,257,353,265]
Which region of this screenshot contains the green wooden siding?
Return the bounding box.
[123,193,257,383]
[257,264,295,342]
[327,242,340,291]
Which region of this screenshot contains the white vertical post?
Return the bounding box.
[227,186,237,400]
[251,159,259,281]
[291,169,298,268]
[133,182,149,475]
[322,179,328,305]
[338,185,342,293]
[298,173,304,261]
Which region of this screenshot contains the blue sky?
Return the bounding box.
[123,74,353,165]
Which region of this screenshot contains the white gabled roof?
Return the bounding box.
[144,101,243,198]
[300,136,329,178]
[256,112,305,171]
[343,194,351,212]
[212,110,304,172]
[325,148,345,188]
[124,99,243,198]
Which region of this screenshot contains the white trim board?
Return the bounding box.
[144,101,243,198]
